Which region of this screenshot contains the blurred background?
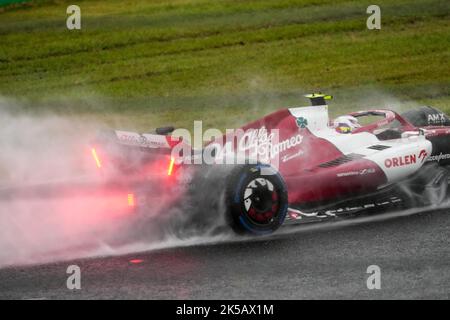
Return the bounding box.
[0,0,448,130]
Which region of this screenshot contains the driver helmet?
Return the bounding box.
[333,115,361,134]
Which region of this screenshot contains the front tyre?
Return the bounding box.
[226,164,288,235]
[423,167,449,206]
[400,164,449,207]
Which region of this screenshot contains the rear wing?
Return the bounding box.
[89,128,181,171]
[114,130,180,149]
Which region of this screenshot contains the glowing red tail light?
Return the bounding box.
[129,259,143,264]
[127,193,135,207]
[91,148,102,168]
[167,157,175,176]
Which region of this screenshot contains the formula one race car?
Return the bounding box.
[91,94,450,235]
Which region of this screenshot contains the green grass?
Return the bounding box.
[0,0,449,130]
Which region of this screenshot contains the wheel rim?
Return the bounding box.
[243,178,280,224]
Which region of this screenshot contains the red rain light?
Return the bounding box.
[167,157,175,176]
[129,259,143,264]
[91,148,102,168]
[127,193,135,207]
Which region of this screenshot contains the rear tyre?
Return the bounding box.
[225,164,288,235]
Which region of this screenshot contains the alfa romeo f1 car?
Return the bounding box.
[92,94,450,235]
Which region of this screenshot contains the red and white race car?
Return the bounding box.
[92,94,450,235]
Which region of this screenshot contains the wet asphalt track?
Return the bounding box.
[0,209,449,300]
